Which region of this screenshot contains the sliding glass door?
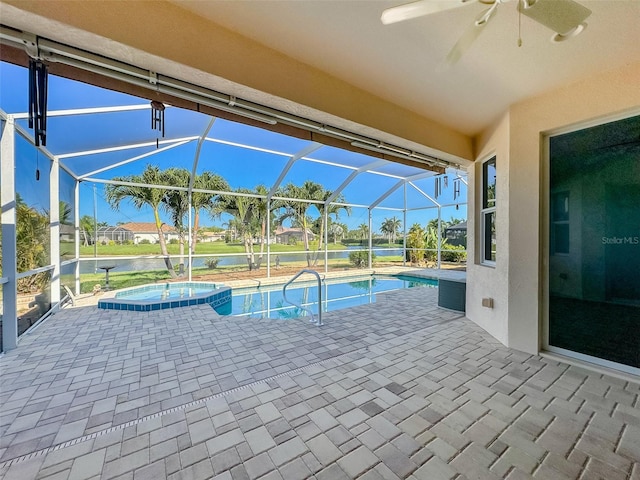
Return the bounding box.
[547,114,640,372]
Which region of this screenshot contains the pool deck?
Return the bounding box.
[1,275,638,480]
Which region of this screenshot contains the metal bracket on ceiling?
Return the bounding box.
[228,96,237,107]
[22,32,39,59]
[149,71,158,86]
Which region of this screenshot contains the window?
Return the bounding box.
[551,191,569,254]
[481,157,496,264]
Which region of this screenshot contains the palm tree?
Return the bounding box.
[314,190,350,263]
[192,171,229,254]
[161,168,190,275]
[275,181,324,266]
[79,215,94,246]
[218,189,263,269]
[59,201,72,226]
[221,219,237,242]
[427,217,464,237]
[104,164,177,278]
[358,223,369,241]
[329,223,344,244]
[381,216,402,244]
[57,201,74,260]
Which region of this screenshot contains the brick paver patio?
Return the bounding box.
[0,284,638,479]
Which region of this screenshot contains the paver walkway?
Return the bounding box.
[0,286,638,479]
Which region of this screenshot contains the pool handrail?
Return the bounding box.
[282,269,323,326]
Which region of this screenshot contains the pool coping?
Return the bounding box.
[220,266,465,289]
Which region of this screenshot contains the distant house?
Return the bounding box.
[444,221,467,247]
[96,225,135,244]
[59,224,75,243]
[117,222,179,244]
[274,226,315,244]
[199,231,226,242]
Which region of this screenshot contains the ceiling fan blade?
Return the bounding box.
[444,5,496,64]
[381,0,475,25]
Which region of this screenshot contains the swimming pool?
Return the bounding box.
[98,282,231,311]
[218,274,436,319]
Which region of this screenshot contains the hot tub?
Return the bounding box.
[98,282,232,312]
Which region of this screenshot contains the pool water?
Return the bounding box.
[115,283,217,301]
[220,274,436,319]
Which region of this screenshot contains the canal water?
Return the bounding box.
[78,248,404,274]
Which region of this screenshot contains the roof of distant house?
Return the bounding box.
[118,222,176,233]
[274,226,315,235]
[445,221,467,232]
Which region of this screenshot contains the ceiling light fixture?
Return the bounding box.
[551,22,587,42]
[519,0,591,38]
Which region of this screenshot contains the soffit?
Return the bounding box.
[171,0,640,136]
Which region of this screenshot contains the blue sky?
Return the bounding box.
[1,61,466,233]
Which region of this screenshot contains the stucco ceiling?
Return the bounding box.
[170,0,640,136]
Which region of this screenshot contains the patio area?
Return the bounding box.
[0,286,638,480]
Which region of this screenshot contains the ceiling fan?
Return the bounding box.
[381,0,592,65]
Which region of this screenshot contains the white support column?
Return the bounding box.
[1,117,18,351]
[93,184,98,268]
[437,206,442,269]
[188,117,216,282]
[50,156,61,307]
[368,209,373,269]
[324,208,328,273]
[403,182,407,267]
[188,193,193,282]
[266,199,271,278]
[74,180,80,295]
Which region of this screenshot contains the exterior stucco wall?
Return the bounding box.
[466,113,510,345]
[469,62,640,355]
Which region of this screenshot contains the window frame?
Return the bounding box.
[481,156,496,266]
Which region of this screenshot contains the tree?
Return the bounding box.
[57,201,74,260]
[313,190,350,264]
[406,223,425,265]
[357,223,369,241]
[15,195,50,293]
[425,222,447,263]
[104,165,177,278]
[427,217,464,237]
[59,201,72,226]
[218,189,264,270]
[380,216,402,244]
[79,215,94,246]
[161,168,190,275]
[274,181,324,266]
[329,223,344,244]
[192,171,229,254]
